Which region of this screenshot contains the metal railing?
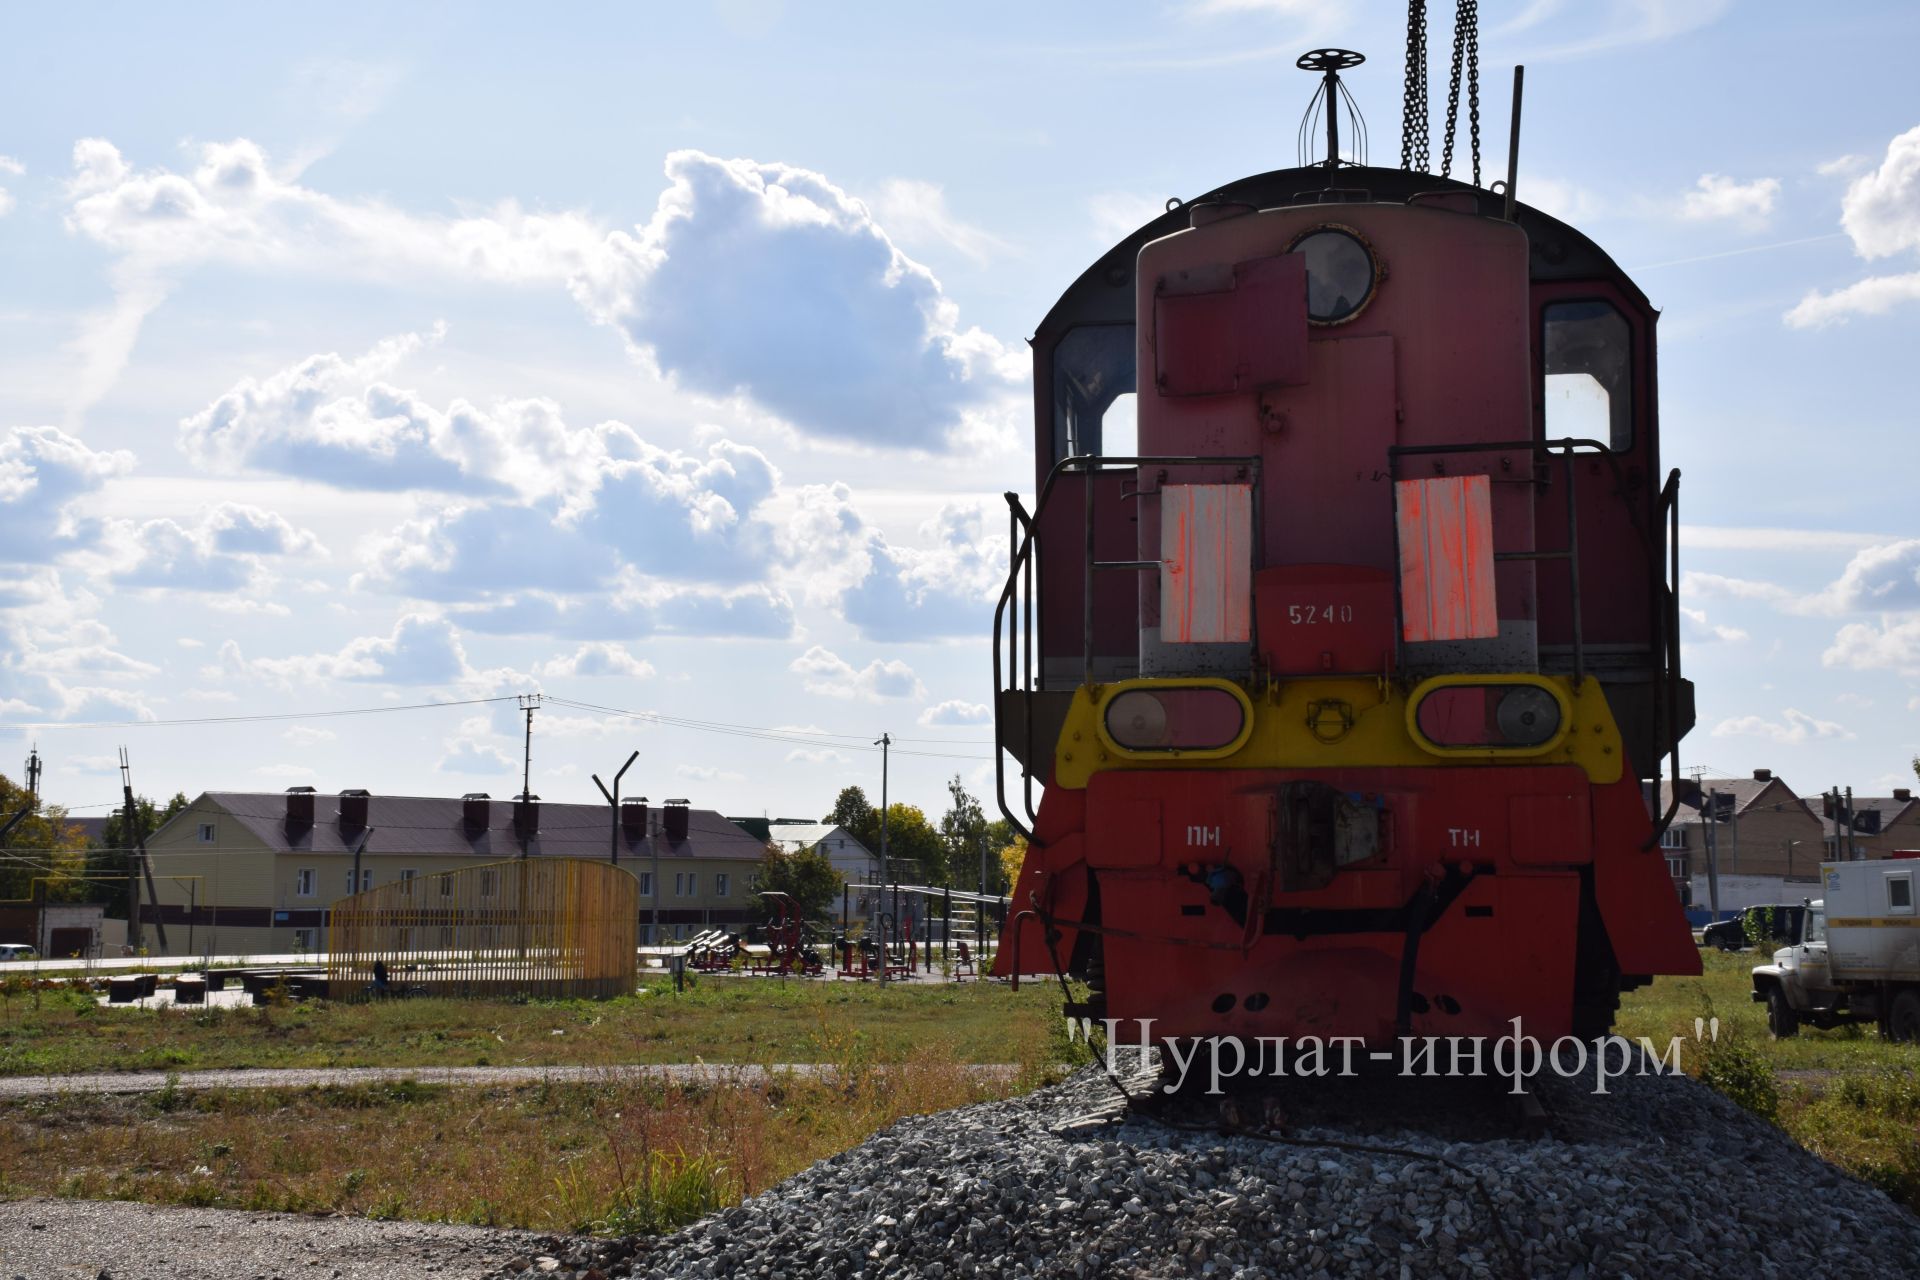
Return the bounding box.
[992,453,1262,839]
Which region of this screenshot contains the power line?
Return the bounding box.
[544,697,991,761]
[0,695,523,732]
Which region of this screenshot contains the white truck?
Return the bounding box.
[1750,859,1920,1040]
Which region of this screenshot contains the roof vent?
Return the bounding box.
[663,798,690,842]
[621,797,649,839]
[462,792,492,835]
[285,786,316,829]
[514,792,541,841]
[339,788,370,831]
[1753,769,1773,782]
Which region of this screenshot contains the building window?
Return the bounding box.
[715,873,730,898]
[440,874,455,897]
[295,868,316,898]
[1659,827,1687,850]
[400,869,416,882]
[675,872,698,897]
[346,868,372,894]
[1665,855,1687,880]
[479,869,497,898]
[197,822,217,843]
[638,871,654,896]
[293,928,316,952]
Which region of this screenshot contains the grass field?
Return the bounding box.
[0,976,1065,1077]
[1615,946,1920,1210]
[2,951,1917,1230]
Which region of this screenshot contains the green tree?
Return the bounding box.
[874,803,943,885]
[0,773,90,902]
[93,791,188,915]
[752,843,842,925]
[938,775,991,888]
[823,785,880,851]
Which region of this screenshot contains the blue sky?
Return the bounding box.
[2,0,1917,825]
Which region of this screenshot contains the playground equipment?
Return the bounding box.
[685,929,741,972]
[749,891,824,977]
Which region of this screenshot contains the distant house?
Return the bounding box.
[1648,769,1826,919]
[766,821,876,885]
[141,788,771,955]
[1848,788,1920,859]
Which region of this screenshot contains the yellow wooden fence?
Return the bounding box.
[327,858,638,1000]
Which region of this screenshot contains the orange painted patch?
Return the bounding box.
[1395,475,1498,642]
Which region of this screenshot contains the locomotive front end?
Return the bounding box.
[991,51,1699,1050]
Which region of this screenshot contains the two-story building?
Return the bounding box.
[140,788,772,955]
[1848,788,1920,859]
[1649,769,1826,921]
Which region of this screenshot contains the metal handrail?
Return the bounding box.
[990,453,1263,839]
[1644,468,1684,849]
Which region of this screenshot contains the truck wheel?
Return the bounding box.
[1889,991,1920,1043]
[1766,988,1800,1039]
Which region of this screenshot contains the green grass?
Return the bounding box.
[0,1064,1042,1232]
[1617,945,1920,1212]
[0,978,1065,1077]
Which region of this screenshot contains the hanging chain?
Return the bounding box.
[1441,0,1464,178]
[1464,0,1480,185]
[1401,0,1429,172]
[1440,0,1479,183]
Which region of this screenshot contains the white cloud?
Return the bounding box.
[788,645,925,701]
[784,487,1006,640]
[1818,154,1869,178]
[0,570,156,727]
[1788,125,1920,326]
[622,151,1019,449]
[111,502,323,593]
[675,763,746,785]
[0,154,20,218]
[1679,607,1747,644]
[253,763,315,780]
[0,426,136,563]
[918,699,990,726]
[437,736,515,775]
[1678,174,1778,226]
[1681,571,1797,606]
[283,725,338,746]
[246,614,473,686]
[784,747,848,765]
[1089,192,1167,245]
[1515,0,1735,60]
[536,643,656,679]
[1835,692,1874,710]
[1824,617,1920,676]
[869,179,1007,265]
[1522,178,1606,226]
[1711,708,1854,745]
[1681,525,1887,553]
[1812,540,1920,613]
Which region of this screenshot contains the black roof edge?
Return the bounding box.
[1032,164,1650,342]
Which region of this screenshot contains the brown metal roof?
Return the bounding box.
[179,792,771,862]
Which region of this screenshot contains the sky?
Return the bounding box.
[2,0,1918,827]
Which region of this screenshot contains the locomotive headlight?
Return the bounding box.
[1407,677,1571,757]
[1495,686,1561,747]
[1097,681,1253,758]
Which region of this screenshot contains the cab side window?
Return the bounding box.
[1051,325,1136,460]
[1542,301,1633,450]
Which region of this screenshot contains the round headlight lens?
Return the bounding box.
[1495,686,1561,747]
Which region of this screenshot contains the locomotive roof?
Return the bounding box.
[1032,164,1651,342]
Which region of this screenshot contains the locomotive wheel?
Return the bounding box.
[1766,988,1800,1040]
[1888,990,1920,1043]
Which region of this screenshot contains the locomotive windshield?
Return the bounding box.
[1543,300,1632,449]
[1051,324,1135,460]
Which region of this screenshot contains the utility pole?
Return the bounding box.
[875,732,891,985]
[1845,786,1858,860]
[518,694,542,800]
[349,826,375,901]
[118,748,167,952]
[1703,789,1722,921]
[0,746,42,844]
[592,750,640,867]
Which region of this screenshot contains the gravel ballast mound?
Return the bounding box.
[495,1062,1920,1280]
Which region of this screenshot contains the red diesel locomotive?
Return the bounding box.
[992,48,1700,1048]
